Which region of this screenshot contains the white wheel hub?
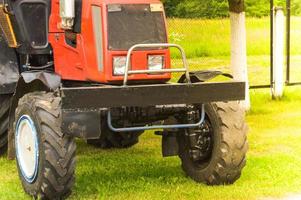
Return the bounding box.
[15,115,39,183]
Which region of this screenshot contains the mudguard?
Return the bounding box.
[178,70,233,83]
[20,71,61,90]
[163,70,234,157]
[7,71,61,159]
[0,32,19,94]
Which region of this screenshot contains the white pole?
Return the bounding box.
[272,8,285,99]
[230,12,250,111]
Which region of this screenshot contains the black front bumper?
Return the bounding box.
[61,81,245,109]
[60,81,245,139]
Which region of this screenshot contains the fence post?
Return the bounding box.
[272,7,285,99]
[286,0,291,84]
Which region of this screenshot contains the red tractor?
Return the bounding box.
[0,0,248,199]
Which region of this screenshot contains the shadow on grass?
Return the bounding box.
[72,140,189,198]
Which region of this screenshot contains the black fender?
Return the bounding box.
[0,32,19,95]
[178,70,233,83]
[162,70,234,157]
[7,71,61,159]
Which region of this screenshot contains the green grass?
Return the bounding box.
[2,87,301,200]
[168,17,301,58]
[167,17,301,86]
[171,55,301,86]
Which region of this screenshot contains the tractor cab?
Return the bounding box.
[49,0,172,84]
[1,0,171,84]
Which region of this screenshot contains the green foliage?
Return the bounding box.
[162,0,301,18]
[163,0,229,18]
[245,0,270,17]
[246,0,301,17]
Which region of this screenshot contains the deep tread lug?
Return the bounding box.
[14,92,75,199]
[177,101,248,185]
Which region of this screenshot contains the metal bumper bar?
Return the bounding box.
[124,43,191,86]
[61,81,245,110]
[107,104,206,132]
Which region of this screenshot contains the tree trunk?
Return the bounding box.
[228,0,250,110]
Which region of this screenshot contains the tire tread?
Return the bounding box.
[178,101,248,185]
[16,92,75,199]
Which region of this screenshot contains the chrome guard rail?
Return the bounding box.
[123,43,191,86]
[109,43,202,132]
[107,105,205,132]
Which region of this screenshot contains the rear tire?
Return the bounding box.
[0,95,11,155]
[14,92,76,199]
[178,102,248,185]
[87,126,142,149]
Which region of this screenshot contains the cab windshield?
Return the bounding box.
[107,4,168,50]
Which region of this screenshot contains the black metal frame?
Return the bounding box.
[60,81,245,139]
[0,32,19,94]
[250,0,274,89]
[0,83,16,94]
[282,0,301,86]
[251,0,301,89]
[283,0,301,86]
[61,81,245,109]
[286,0,291,84]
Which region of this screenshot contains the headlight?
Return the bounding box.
[148,55,164,71]
[113,56,127,75]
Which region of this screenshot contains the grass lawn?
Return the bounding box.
[167,17,301,58]
[168,17,301,86]
[171,55,301,86]
[1,86,301,200]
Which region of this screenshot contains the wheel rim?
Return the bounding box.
[15,115,39,183]
[188,118,214,169]
[195,119,214,162]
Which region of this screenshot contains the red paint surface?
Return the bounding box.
[48,0,171,83]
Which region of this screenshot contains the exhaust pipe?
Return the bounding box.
[59,0,75,30]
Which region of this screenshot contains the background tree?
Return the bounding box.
[162,0,301,18]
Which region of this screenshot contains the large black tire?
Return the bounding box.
[87,126,142,149]
[14,92,76,199]
[0,95,11,155]
[177,102,248,185]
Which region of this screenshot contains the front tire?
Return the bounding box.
[14,92,76,199]
[0,95,11,155]
[178,102,248,185]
